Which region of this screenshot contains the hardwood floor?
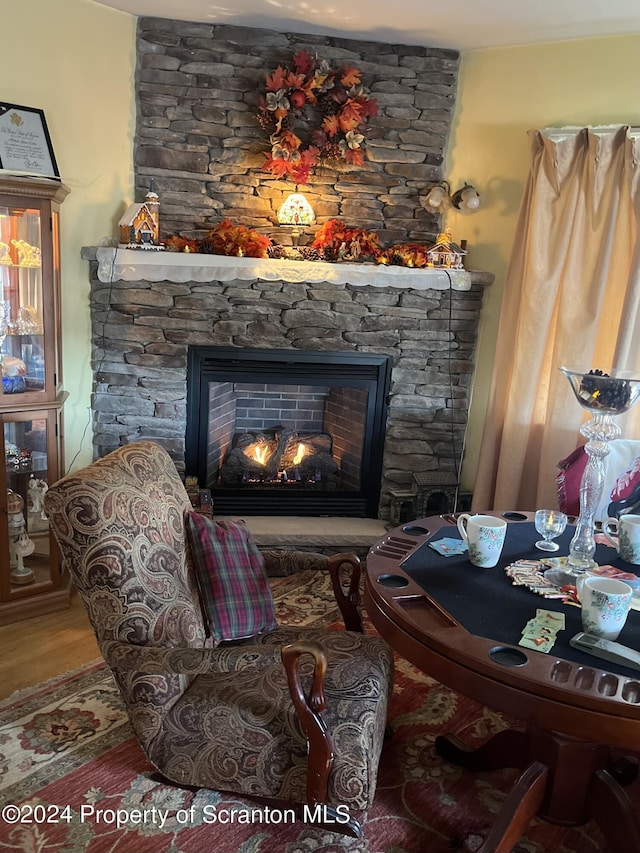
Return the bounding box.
[0,592,100,699]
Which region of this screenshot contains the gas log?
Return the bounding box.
[220,428,339,486]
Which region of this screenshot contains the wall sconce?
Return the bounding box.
[277,192,315,246]
[424,181,481,215]
[451,183,481,213]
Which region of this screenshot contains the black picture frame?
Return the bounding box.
[0,102,60,180]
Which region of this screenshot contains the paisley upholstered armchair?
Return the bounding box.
[44,440,393,836]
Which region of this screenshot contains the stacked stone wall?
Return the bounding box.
[86,254,491,519]
[135,18,459,245]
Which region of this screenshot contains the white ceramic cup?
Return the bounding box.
[456,513,507,568]
[578,576,633,640]
[603,514,640,565]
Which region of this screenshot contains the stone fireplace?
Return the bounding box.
[186,345,392,516]
[83,18,494,520]
[85,248,491,520]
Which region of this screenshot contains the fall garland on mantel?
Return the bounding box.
[256,49,378,183]
[163,219,465,270]
[165,220,271,258]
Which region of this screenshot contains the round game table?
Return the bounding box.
[365,512,640,853]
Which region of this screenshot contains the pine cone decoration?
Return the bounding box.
[320,97,339,117]
[256,113,272,131]
[322,141,342,160]
[300,246,324,261]
[268,243,288,259]
[198,237,216,255]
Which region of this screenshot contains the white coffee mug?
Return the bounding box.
[457,513,507,568]
[603,514,640,565]
[579,576,633,640]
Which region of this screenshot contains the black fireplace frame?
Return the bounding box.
[186,346,392,517]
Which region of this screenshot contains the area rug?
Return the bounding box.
[0,570,623,853]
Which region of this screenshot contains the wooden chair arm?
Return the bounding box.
[281,640,334,806]
[327,552,363,633]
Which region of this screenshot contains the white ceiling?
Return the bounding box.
[93,0,640,50]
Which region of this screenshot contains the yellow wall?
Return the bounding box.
[447,35,640,489]
[1,0,135,471]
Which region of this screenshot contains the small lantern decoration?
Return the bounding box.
[277,193,315,246]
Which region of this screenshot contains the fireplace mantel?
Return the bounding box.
[93,246,477,290]
[85,245,492,519]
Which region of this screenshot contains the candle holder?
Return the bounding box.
[546,367,640,587]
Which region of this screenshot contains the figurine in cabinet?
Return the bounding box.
[11,239,41,267]
[28,475,48,519]
[7,490,35,585]
[2,355,27,393]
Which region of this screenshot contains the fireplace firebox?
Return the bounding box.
[186,347,392,517]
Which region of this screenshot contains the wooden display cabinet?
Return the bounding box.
[0,175,70,624]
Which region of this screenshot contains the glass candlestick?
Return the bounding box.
[552,368,640,583]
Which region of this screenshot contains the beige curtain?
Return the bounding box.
[473,125,640,512]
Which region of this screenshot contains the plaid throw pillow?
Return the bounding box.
[186,513,277,644]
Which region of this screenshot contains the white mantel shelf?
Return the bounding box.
[91,246,484,291]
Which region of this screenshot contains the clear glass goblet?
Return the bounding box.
[534,509,568,551]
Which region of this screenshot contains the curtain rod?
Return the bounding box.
[541,125,640,141]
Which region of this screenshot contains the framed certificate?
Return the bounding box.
[0,103,60,179]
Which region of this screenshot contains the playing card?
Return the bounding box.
[519,634,556,653]
[518,608,564,654]
[535,608,565,629]
[523,619,556,638]
[428,537,468,556]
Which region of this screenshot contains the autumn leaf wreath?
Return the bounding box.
[256,49,378,183]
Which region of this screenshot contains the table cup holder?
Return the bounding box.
[377,573,410,589]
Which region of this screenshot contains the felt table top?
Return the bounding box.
[401,521,640,679]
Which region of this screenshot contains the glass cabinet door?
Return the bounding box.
[0,199,55,402]
[0,409,66,614]
[0,177,69,624]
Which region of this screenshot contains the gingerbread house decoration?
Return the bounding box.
[118,184,163,250]
[426,228,466,269]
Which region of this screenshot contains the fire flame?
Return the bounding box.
[293,443,307,466]
[244,444,269,465]
[243,441,307,468]
[253,445,269,465]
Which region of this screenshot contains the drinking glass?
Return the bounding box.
[534,509,568,551]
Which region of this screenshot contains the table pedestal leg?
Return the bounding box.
[436,727,640,853]
[477,762,548,853]
[435,728,529,771]
[588,768,640,853]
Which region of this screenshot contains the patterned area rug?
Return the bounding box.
[0,571,625,853]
